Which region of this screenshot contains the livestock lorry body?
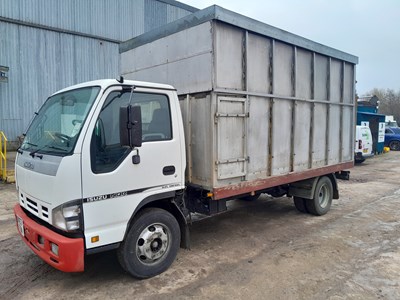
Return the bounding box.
[14,6,358,278]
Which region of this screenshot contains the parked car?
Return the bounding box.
[385,127,400,150]
[355,125,374,163]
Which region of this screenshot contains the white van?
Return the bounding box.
[355,125,374,163]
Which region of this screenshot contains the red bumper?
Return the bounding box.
[14,204,84,272]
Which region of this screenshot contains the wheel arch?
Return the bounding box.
[123,191,190,249]
[326,173,339,199]
[289,174,339,200]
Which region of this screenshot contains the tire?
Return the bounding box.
[239,194,261,201]
[293,197,308,213]
[117,208,180,279]
[305,176,333,216]
[354,158,365,164]
[389,140,400,151]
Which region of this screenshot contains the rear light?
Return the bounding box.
[358,140,362,150]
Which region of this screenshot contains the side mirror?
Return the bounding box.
[120,105,142,148]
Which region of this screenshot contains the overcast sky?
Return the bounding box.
[183,0,400,95]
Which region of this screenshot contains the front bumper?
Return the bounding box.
[14,204,84,272]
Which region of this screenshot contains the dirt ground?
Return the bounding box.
[0,152,399,300]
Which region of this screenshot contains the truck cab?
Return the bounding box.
[14,79,187,278]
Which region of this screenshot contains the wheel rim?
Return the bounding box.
[136,223,170,265]
[318,184,330,208]
[391,141,400,150]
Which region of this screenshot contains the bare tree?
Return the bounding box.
[367,88,400,122]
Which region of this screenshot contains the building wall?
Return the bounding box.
[0,0,196,144]
[0,21,120,140]
[0,0,196,41]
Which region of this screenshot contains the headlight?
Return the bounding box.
[52,199,82,232]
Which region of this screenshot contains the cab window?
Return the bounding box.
[91,90,172,173]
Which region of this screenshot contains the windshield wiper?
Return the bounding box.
[23,142,38,148]
[29,147,43,159]
[47,145,68,152]
[29,144,67,158]
[18,142,38,154]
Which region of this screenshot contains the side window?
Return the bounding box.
[385,129,392,134]
[139,94,172,141]
[91,90,172,173]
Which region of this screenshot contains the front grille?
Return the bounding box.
[22,195,50,221]
[42,206,49,218]
[26,198,38,213]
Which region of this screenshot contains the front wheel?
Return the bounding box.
[389,140,400,151]
[305,176,333,216]
[117,208,180,279]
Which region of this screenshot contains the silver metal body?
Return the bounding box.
[120,5,358,197]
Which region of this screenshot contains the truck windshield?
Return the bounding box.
[21,86,100,156]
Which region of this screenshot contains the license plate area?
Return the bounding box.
[363,149,368,153]
[17,216,25,237]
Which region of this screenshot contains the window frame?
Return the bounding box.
[90,88,173,174]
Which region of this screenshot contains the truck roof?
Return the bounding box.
[120,5,358,65]
[53,79,176,95]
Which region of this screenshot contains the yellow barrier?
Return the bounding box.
[0,131,7,182]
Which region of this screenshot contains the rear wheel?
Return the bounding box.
[117,208,180,279]
[305,176,333,216]
[293,197,308,213]
[389,140,400,151]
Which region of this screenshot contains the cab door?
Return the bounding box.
[80,86,184,249]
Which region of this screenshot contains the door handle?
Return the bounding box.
[163,166,175,175]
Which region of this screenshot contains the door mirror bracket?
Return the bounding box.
[120,105,142,148]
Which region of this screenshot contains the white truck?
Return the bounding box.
[14,6,358,279]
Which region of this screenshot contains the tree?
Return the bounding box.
[367,88,400,122]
